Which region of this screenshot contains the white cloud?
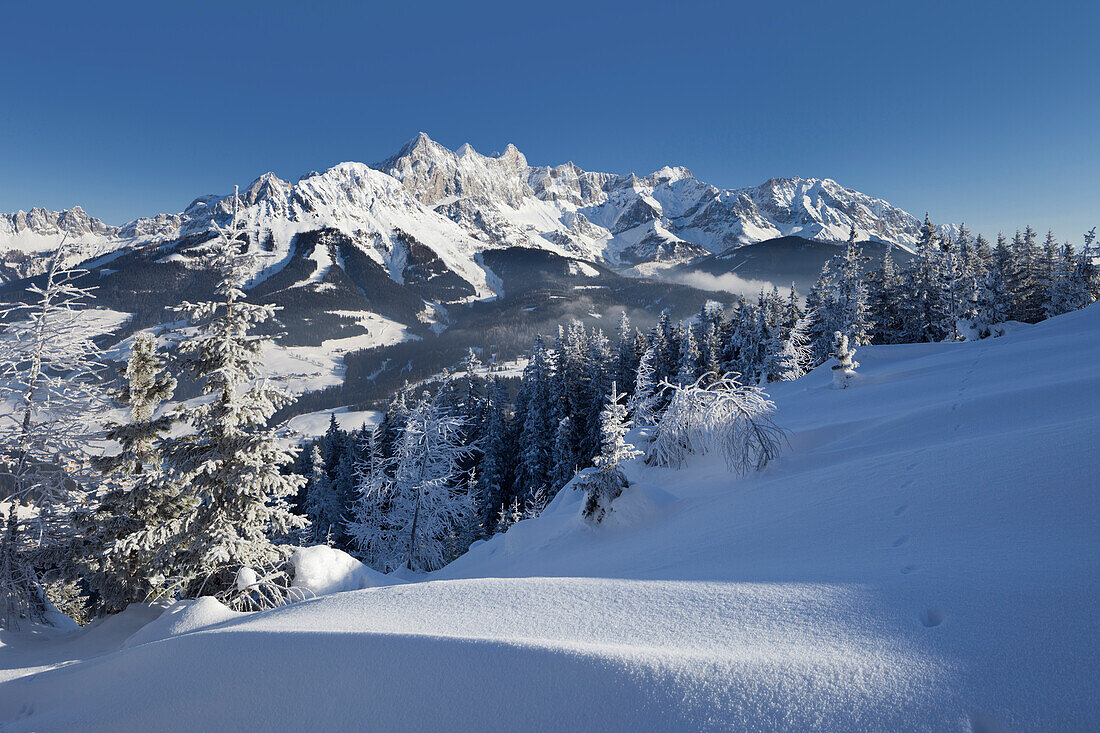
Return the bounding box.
[668,270,775,295]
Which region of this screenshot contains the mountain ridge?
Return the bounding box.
[0,133,957,287]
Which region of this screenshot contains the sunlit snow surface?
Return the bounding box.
[2,306,1098,731]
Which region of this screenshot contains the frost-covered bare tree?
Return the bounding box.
[151,190,306,605]
[0,241,108,504]
[0,240,109,627]
[647,373,783,474]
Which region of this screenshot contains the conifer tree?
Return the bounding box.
[550,415,576,492]
[304,442,341,545]
[515,334,555,498]
[153,191,306,603]
[614,311,638,395]
[74,333,177,613]
[389,383,473,571]
[764,315,811,382]
[870,248,902,343]
[699,321,723,384]
[627,344,661,426]
[831,238,872,346]
[676,322,700,385]
[830,332,859,389]
[581,383,640,523]
[0,512,45,629]
[346,427,399,570]
[476,376,509,533]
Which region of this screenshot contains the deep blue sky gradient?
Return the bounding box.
[2,0,1096,240]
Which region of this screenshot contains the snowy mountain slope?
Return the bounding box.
[3,304,1097,731]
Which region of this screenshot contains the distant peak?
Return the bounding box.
[650,165,693,183]
[400,131,444,155]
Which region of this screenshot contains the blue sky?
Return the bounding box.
[2,0,1096,240]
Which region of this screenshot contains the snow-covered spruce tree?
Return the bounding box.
[496,496,523,534]
[613,311,639,395]
[939,247,978,340]
[523,484,549,520]
[627,344,661,426]
[898,213,949,342]
[514,334,556,499]
[830,235,872,346]
[1080,228,1100,302]
[830,331,860,389]
[1009,226,1042,322]
[387,382,474,571]
[303,443,341,545]
[699,321,723,385]
[764,314,812,382]
[581,383,641,523]
[869,248,903,343]
[972,235,1012,338]
[0,511,46,629]
[154,192,306,605]
[346,427,401,570]
[646,373,783,475]
[73,332,178,614]
[476,375,509,533]
[676,322,700,385]
[0,241,109,628]
[550,415,576,492]
[1047,231,1097,316]
[651,309,680,383]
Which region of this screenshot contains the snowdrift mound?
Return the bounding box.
[121,598,241,649]
[289,545,388,597]
[2,305,1099,731]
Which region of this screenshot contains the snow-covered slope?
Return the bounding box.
[3,305,1097,731]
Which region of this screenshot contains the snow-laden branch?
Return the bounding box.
[647,372,784,475]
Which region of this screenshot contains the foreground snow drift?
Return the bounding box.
[2,306,1099,731]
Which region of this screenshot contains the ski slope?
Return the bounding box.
[2,306,1098,731]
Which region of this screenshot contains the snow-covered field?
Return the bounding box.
[281,406,382,439]
[2,306,1098,731]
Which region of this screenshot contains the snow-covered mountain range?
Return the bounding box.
[0,134,958,417]
[0,133,955,288]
